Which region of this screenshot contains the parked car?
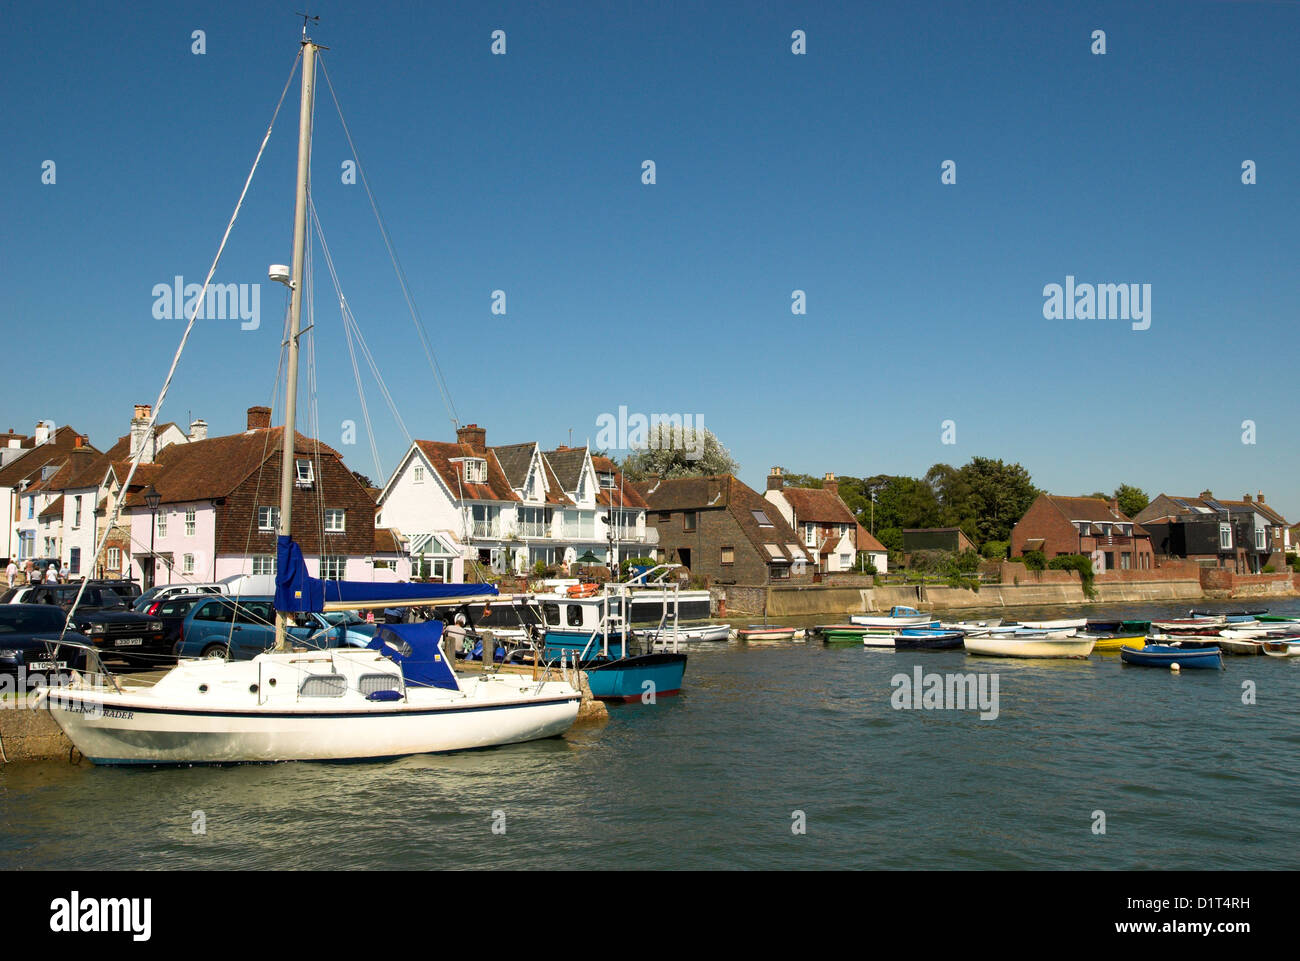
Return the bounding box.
[174,596,374,660]
[0,604,92,681]
[90,578,142,603]
[146,592,213,647]
[1,583,167,670]
[133,582,226,612]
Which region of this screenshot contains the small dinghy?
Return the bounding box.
[964,635,1096,658]
[735,625,797,642]
[1085,618,1151,635]
[636,624,731,644]
[1120,644,1223,669]
[891,628,965,651]
[1077,632,1145,653]
[850,606,939,629]
[1016,618,1087,630]
[1262,639,1300,657]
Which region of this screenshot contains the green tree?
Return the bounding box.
[619,425,740,480]
[1113,483,1149,518]
[960,457,1038,543]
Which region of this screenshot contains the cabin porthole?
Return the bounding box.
[268,678,277,687]
[198,684,209,693]
[249,684,259,695]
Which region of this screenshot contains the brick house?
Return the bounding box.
[1010,494,1154,571]
[1134,491,1290,573]
[763,467,887,572]
[634,474,811,585]
[123,406,407,587]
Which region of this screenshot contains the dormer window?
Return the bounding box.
[295,459,314,486]
[600,472,615,489]
[464,458,487,485]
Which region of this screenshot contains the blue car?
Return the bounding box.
[173,596,374,660]
[0,604,93,683]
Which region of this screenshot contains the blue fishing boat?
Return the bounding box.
[536,570,688,700]
[1120,644,1223,669]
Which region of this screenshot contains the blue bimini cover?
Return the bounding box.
[368,621,459,692]
[275,535,497,613]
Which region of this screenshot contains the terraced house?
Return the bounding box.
[375,424,648,579]
[764,467,888,573]
[122,406,406,587]
[1,422,93,565]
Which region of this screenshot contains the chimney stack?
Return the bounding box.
[247,406,272,431]
[1257,491,1265,503]
[456,423,486,451]
[1199,490,1214,501]
[33,421,51,446]
[189,419,208,442]
[129,405,155,464]
[1109,498,1120,516]
[1243,493,1253,503]
[823,472,839,498]
[767,466,784,492]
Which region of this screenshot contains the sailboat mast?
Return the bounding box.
[274,38,318,653]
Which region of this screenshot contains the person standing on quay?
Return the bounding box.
[47,561,60,584]
[5,558,16,588]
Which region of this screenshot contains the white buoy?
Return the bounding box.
[1170,662,1181,673]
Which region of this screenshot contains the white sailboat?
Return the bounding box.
[37,30,581,764]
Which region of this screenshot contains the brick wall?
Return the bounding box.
[1010,495,1080,557]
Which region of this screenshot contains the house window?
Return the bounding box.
[73,495,82,528]
[721,546,735,565]
[413,465,424,484]
[599,472,615,489]
[183,553,195,574]
[26,498,34,520]
[296,459,314,485]
[471,505,500,538]
[658,512,672,524]
[1219,523,1232,551]
[157,511,167,537]
[44,537,56,556]
[325,509,346,532]
[683,512,697,532]
[1121,552,1131,570]
[463,459,486,485]
[1255,528,1266,551]
[752,510,773,527]
[258,506,280,531]
[185,507,196,536]
[105,548,118,572]
[252,554,276,575]
[320,556,346,580]
[518,507,551,538]
[804,523,816,547]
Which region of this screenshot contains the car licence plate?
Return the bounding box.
[29,661,66,671]
[114,638,143,647]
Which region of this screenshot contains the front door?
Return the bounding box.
[678,548,691,572]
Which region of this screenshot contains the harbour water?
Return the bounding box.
[1,599,1297,870]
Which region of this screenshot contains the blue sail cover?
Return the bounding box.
[274,535,497,613]
[369,622,459,691]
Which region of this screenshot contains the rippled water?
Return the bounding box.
[1,599,1297,869]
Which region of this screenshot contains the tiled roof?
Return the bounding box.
[780,486,856,525]
[856,523,886,553]
[1150,494,1289,528]
[1046,495,1150,536]
[491,443,535,491]
[591,455,649,510]
[0,426,88,489]
[374,528,405,554]
[121,428,342,507]
[38,495,64,519]
[543,447,587,492]
[414,440,519,503]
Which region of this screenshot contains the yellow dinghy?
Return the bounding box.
[1085,633,1146,653]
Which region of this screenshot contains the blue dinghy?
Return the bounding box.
[1120,644,1223,669]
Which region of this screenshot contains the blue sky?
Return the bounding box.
[2,1,1298,519]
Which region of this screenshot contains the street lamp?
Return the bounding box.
[144,484,161,589]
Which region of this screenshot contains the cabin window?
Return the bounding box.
[721,546,735,565]
[252,554,276,576]
[325,509,346,532]
[566,605,584,627]
[258,506,279,531]
[542,602,560,626]
[683,512,697,532]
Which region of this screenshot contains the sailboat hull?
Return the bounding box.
[38,653,580,765]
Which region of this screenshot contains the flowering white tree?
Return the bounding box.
[618,425,739,480]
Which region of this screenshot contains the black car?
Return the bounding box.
[148,592,212,649]
[0,604,92,682]
[3,583,168,670]
[87,578,142,603]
